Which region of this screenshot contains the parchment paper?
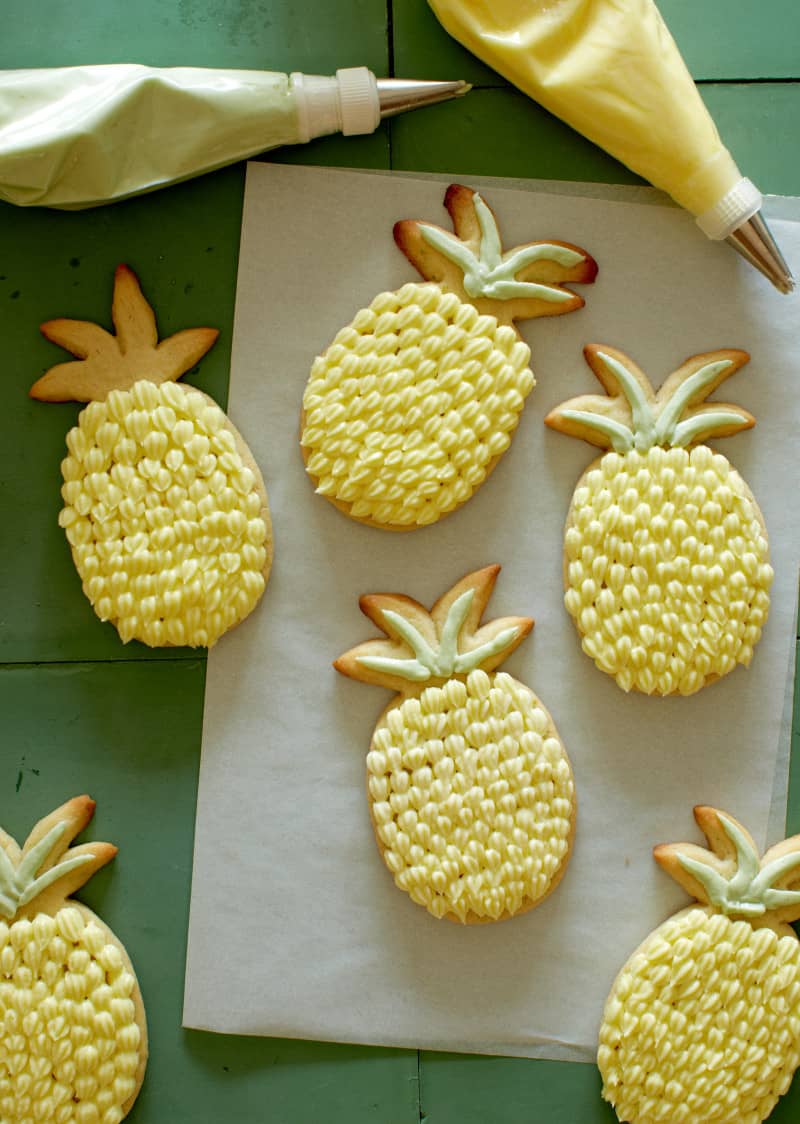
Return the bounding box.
[183,164,800,1061]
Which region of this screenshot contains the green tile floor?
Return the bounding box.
[0,1,798,1120]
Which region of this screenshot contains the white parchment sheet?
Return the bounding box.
[183,164,800,1061]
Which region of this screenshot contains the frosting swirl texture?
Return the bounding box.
[59,379,269,648]
[564,445,772,695]
[599,907,800,1124]
[368,669,574,921]
[301,283,533,526]
[0,907,142,1124]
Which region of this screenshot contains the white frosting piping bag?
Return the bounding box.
[0,66,469,210]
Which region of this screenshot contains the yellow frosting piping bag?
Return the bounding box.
[0,66,469,209]
[427,0,793,294]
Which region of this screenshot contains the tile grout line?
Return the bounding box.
[387,0,395,169]
[450,76,800,92]
[417,1049,424,1122]
[386,0,395,78]
[0,657,206,670]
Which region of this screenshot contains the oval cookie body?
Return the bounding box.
[0,906,147,1124]
[599,906,800,1124]
[564,445,772,695]
[368,669,575,922]
[302,282,533,528]
[60,379,271,647]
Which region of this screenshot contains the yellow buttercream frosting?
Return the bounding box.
[599,907,800,1124]
[0,907,141,1124]
[58,379,268,648]
[368,669,574,921]
[564,444,773,695]
[301,282,533,526]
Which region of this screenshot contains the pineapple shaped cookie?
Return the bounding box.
[302,184,597,529]
[599,806,800,1124]
[0,796,147,1124]
[335,565,576,922]
[545,345,773,695]
[30,265,272,648]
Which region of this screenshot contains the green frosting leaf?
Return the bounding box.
[0,820,93,921]
[357,587,520,683]
[557,409,635,453]
[418,192,585,304]
[560,353,744,451]
[654,359,732,442]
[671,410,749,448]
[676,813,800,918]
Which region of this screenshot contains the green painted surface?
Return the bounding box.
[393,0,800,84]
[390,89,645,186]
[700,84,800,199]
[0,130,389,666]
[0,0,799,1120]
[656,0,800,80]
[0,0,389,73]
[392,84,800,198]
[0,661,419,1124]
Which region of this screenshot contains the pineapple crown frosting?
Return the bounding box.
[417,193,585,304]
[394,184,597,322]
[655,806,800,924]
[0,796,116,922]
[356,588,519,681]
[546,345,755,453]
[0,821,92,920]
[335,565,533,693]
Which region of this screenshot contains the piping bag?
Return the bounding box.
[428,0,793,293]
[0,65,468,210]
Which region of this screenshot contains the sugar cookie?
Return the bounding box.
[30,265,272,647]
[599,806,800,1124]
[335,565,576,922]
[0,796,147,1123]
[302,184,597,529]
[545,345,772,695]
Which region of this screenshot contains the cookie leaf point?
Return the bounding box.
[30,265,219,403]
[40,318,116,358]
[0,820,99,921]
[549,347,755,452]
[336,567,530,689]
[671,409,754,448]
[661,808,800,922]
[397,185,595,316]
[112,263,158,352]
[555,409,635,453]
